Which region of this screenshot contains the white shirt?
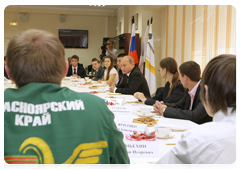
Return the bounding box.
[104,67,119,84]
[156,107,236,164]
[188,80,201,110]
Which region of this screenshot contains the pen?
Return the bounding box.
[166,143,176,145]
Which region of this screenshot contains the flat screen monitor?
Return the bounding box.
[59,29,88,48]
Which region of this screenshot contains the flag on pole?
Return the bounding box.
[128,16,138,64]
[145,17,156,95]
[139,20,149,74]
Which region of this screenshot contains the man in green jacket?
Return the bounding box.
[4,29,129,164]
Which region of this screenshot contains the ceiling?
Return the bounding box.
[5,5,166,17]
[5,5,122,12]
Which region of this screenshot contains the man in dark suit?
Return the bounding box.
[91,58,104,81]
[153,61,212,124]
[4,56,10,79]
[114,53,127,87]
[109,56,150,97]
[66,55,86,78]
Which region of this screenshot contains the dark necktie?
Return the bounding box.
[126,75,128,85]
[74,68,76,74]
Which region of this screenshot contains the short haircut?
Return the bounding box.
[179,61,201,82]
[6,29,65,88]
[123,55,135,64]
[200,54,236,115]
[72,55,79,61]
[4,56,6,61]
[68,57,72,59]
[92,58,100,63]
[107,39,114,44]
[117,53,127,58]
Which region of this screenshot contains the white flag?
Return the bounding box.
[145,23,156,95]
[139,21,149,74]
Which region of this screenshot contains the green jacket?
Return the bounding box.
[4,83,129,164]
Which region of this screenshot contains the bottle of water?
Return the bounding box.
[91,68,94,75]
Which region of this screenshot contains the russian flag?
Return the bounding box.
[129,16,139,64]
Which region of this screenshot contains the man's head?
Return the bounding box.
[71,55,79,68]
[200,54,236,117]
[68,57,72,65]
[179,61,201,88]
[6,29,67,88]
[117,53,127,69]
[106,39,113,50]
[91,58,101,70]
[121,56,135,74]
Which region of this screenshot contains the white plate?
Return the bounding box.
[98,91,107,93]
[137,113,154,117]
[155,125,190,131]
[157,133,175,139]
[137,108,155,113]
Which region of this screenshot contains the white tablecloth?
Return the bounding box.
[60,80,198,164]
[4,79,199,164]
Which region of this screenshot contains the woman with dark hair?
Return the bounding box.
[156,54,236,164]
[98,56,119,85]
[134,57,185,105]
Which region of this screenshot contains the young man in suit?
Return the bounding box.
[91,58,104,81]
[66,55,86,78]
[109,56,150,97]
[153,61,212,124]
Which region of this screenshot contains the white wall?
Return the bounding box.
[4,5,117,68]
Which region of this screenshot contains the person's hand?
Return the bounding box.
[134,92,147,103]
[108,80,116,86]
[97,80,101,83]
[133,92,140,99]
[92,77,95,80]
[106,45,110,51]
[109,86,115,93]
[72,74,78,78]
[153,101,167,116]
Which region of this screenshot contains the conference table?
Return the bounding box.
[4,78,199,164]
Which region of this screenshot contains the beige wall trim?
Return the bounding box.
[226,5,232,54]
[214,5,219,57]
[191,5,196,61]
[202,5,208,70]
[181,5,186,64]
[165,5,169,58]
[173,5,177,59]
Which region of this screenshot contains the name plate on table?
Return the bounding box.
[104,98,124,106]
[124,141,160,158]
[108,106,133,114]
[114,121,148,134]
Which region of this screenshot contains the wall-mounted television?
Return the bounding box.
[59,29,88,48]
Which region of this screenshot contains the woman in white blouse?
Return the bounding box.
[156,54,236,164]
[98,56,119,85]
